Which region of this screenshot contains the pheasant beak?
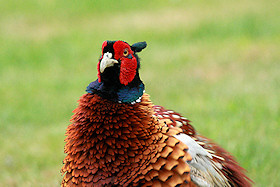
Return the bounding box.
[100,52,119,73]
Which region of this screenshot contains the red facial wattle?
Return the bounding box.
[119,55,137,86]
[97,59,101,83]
[113,41,137,85]
[101,40,108,51]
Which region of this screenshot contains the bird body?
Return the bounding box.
[62,93,192,186]
[61,40,252,186]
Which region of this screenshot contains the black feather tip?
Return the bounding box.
[131,41,147,53]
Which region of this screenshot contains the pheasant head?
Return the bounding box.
[86,40,147,104]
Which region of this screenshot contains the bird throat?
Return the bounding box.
[86,79,145,104]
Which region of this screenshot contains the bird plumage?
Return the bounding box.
[61,40,252,186]
[153,105,252,186]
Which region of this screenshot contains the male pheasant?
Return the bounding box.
[61,40,252,186]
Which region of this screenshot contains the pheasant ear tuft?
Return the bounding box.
[131,41,147,53]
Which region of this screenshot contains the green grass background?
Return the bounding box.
[1,0,279,186]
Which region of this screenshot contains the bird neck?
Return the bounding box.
[86,78,145,104]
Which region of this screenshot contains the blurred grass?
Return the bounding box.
[1,0,280,186]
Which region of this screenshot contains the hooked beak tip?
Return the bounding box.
[99,52,118,73]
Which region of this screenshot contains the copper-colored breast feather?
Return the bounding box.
[61,94,193,186]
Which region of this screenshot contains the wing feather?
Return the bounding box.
[153,105,253,187]
[174,133,230,187]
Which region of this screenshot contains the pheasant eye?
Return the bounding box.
[123,49,129,57]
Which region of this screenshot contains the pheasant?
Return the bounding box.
[61,40,252,186]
